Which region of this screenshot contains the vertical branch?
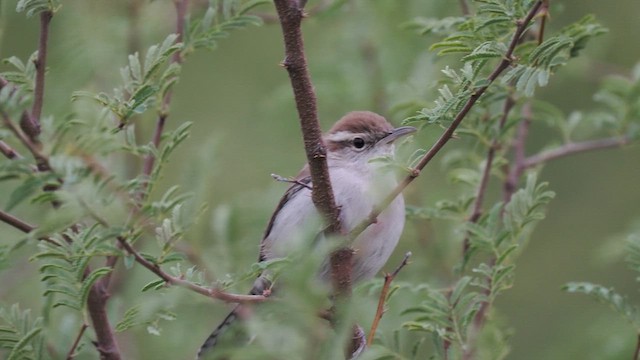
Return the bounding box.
[272,0,342,234]
[462,95,516,256]
[28,10,53,138]
[141,0,189,181]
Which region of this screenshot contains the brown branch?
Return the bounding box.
[523,136,631,169]
[66,323,88,360]
[0,208,36,233]
[272,0,342,234]
[350,1,544,241]
[86,276,121,360]
[28,11,53,137]
[503,103,531,204]
[462,95,516,256]
[538,0,549,45]
[634,333,640,360]
[367,252,411,345]
[140,0,188,188]
[1,109,51,171]
[116,237,267,303]
[0,140,23,159]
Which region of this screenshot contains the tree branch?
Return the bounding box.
[0,208,36,233]
[272,0,342,234]
[462,95,516,256]
[28,10,53,137]
[116,237,267,303]
[367,252,411,345]
[350,0,544,240]
[523,136,631,169]
[140,0,188,189]
[0,140,23,159]
[66,323,88,360]
[1,109,51,171]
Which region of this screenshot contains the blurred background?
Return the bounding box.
[1,0,639,359]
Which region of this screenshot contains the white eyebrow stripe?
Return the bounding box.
[325,131,366,143]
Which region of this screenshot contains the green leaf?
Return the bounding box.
[563,282,640,330]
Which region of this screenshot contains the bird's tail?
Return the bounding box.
[196,276,271,359]
[196,305,240,359]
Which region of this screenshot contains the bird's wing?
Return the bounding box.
[259,165,312,262]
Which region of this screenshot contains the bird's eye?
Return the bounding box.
[353,137,365,149]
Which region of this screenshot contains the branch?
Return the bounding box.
[28,11,54,137]
[350,0,544,240]
[1,109,51,171]
[503,104,531,203]
[272,0,342,234]
[0,208,36,233]
[0,140,23,159]
[523,136,632,169]
[140,0,188,189]
[65,323,88,360]
[367,252,411,345]
[116,237,267,303]
[634,333,640,360]
[462,95,516,256]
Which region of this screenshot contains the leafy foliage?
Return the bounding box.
[31,225,114,311]
[0,304,44,360]
[72,34,183,126]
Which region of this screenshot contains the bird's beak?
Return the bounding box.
[379,126,417,144]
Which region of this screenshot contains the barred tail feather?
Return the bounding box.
[196,276,271,359]
[196,305,240,359]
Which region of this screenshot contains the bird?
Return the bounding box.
[197,111,415,359]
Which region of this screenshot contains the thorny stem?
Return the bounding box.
[367,252,412,345]
[349,0,545,241]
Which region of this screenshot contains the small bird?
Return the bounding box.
[197,111,415,358]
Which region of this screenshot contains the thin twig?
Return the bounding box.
[140,0,188,190]
[367,252,411,346]
[523,136,631,169]
[462,95,516,256]
[349,1,545,241]
[634,333,640,360]
[65,323,88,360]
[503,104,531,204]
[1,109,51,171]
[538,0,549,45]
[116,237,267,303]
